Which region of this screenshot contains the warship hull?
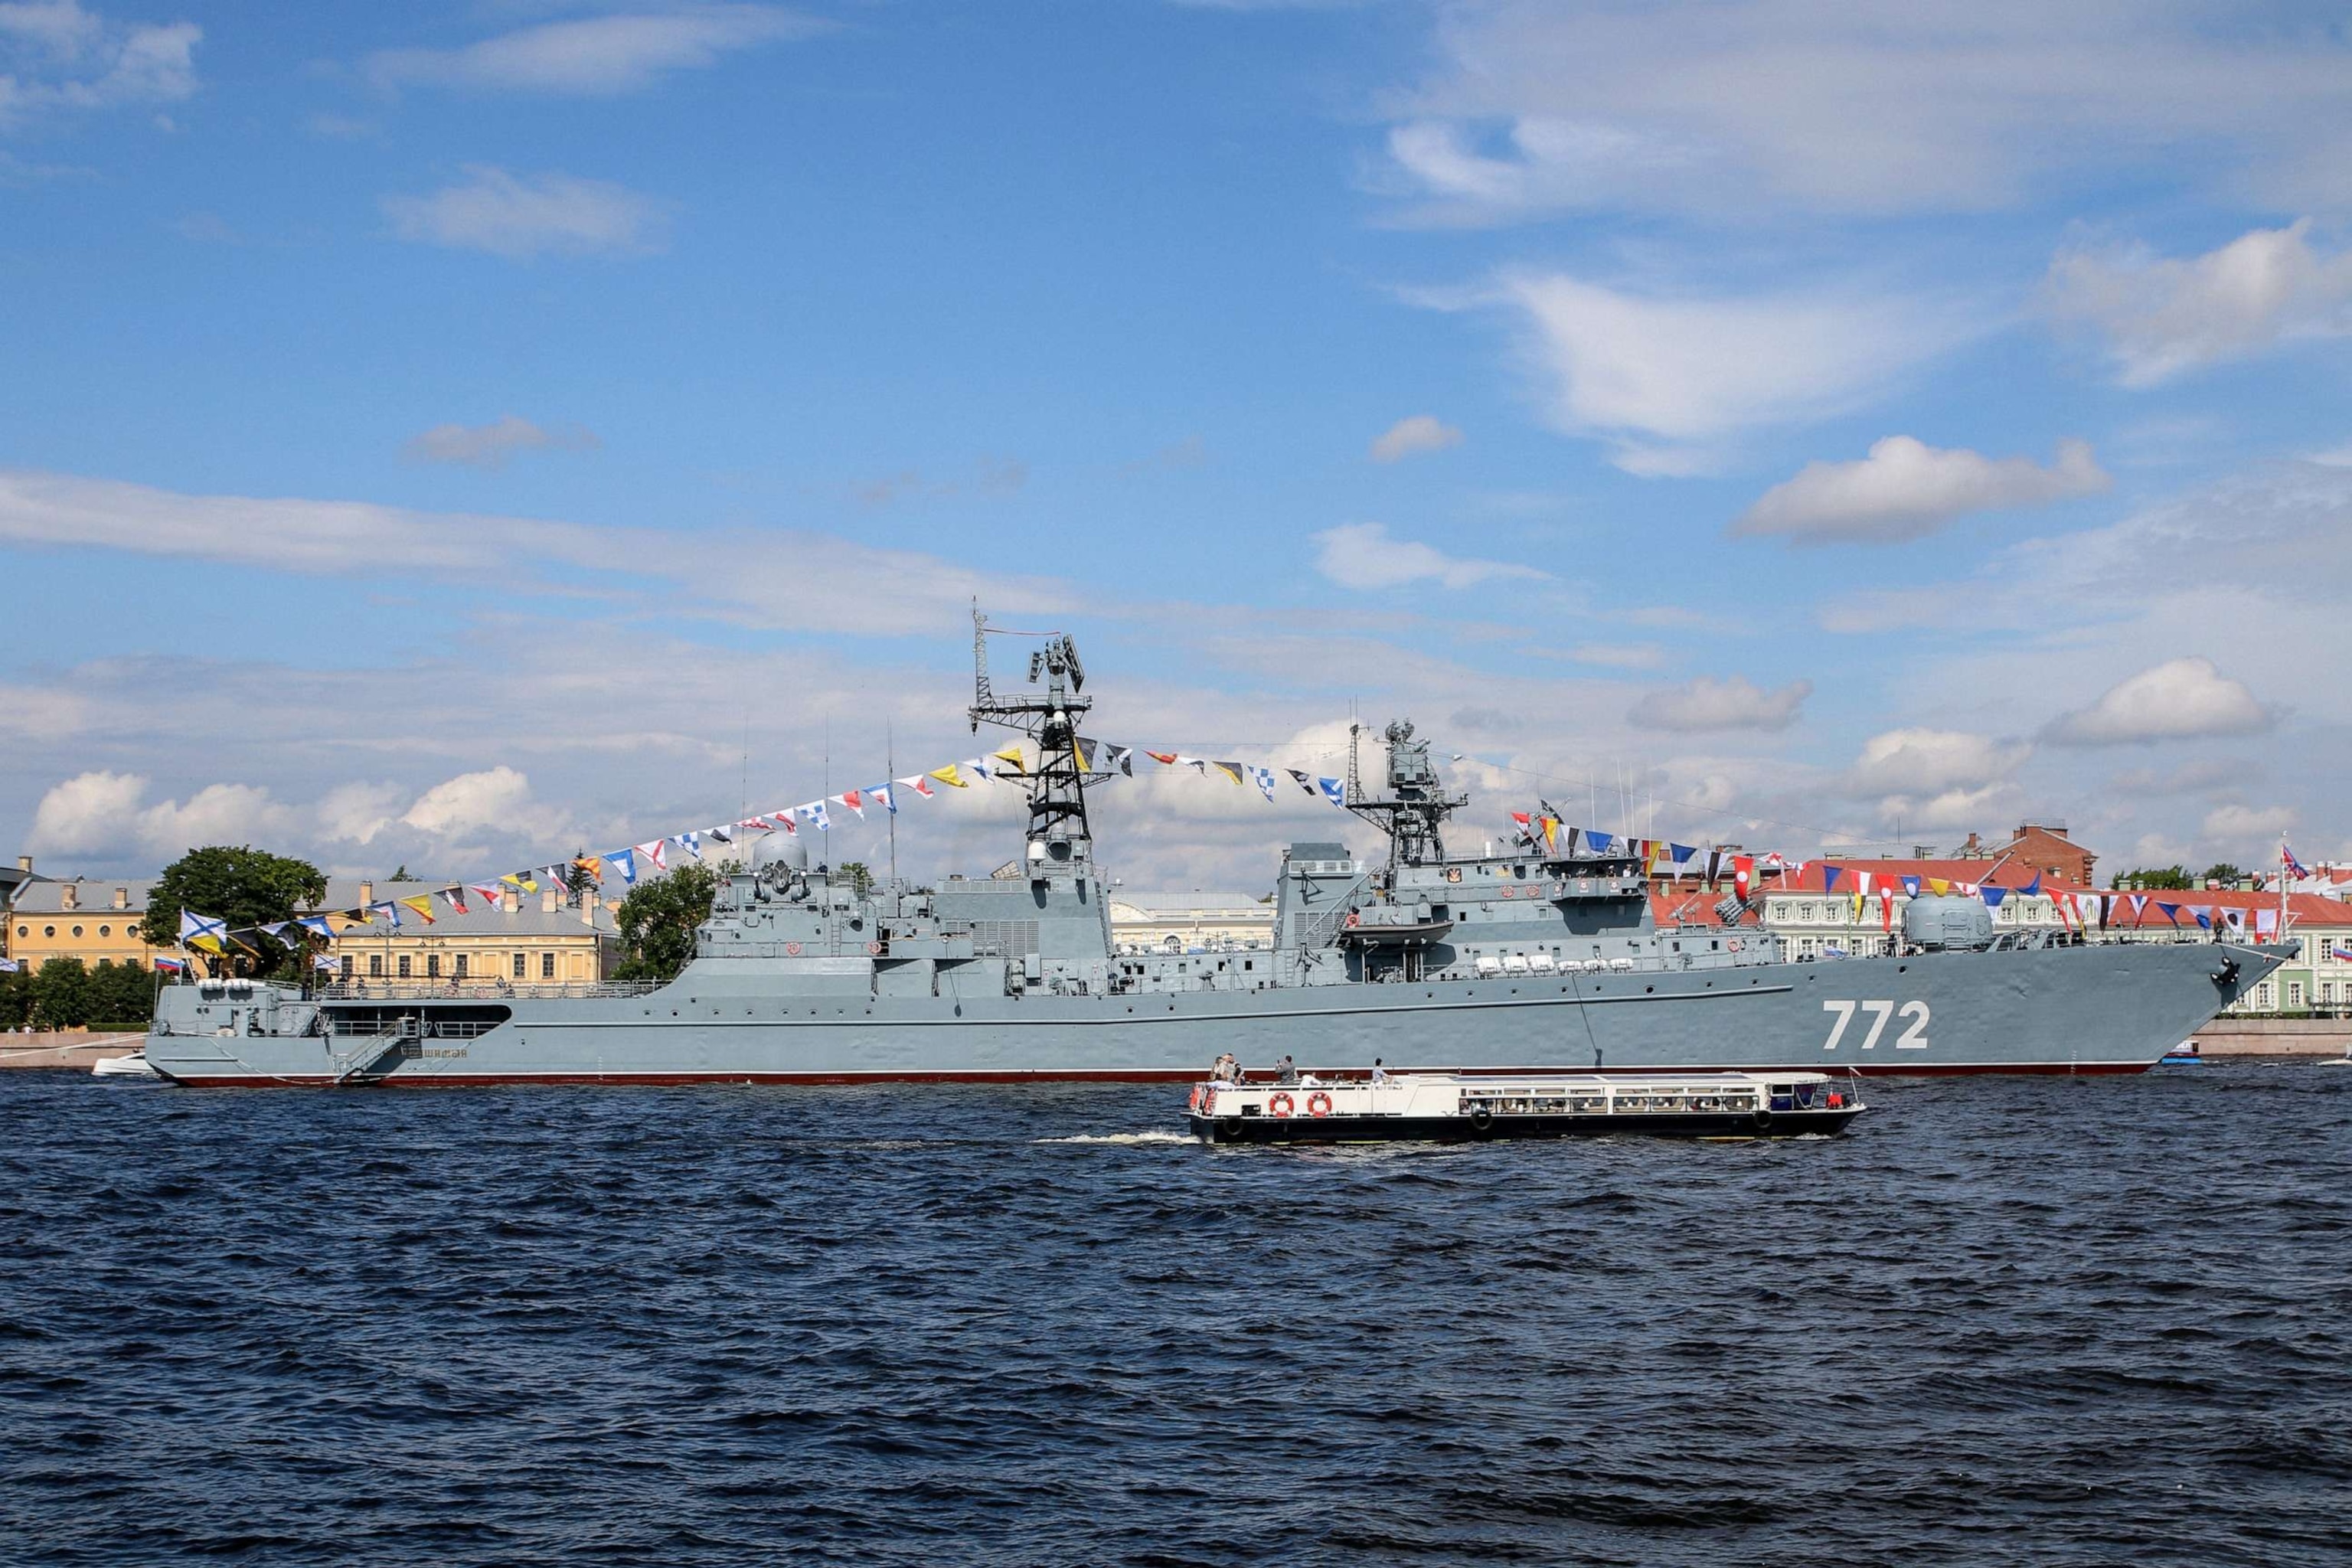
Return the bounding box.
[143,939,2281,1086]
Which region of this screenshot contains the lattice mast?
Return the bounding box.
[969,606,1095,867]
[1345,719,1468,881]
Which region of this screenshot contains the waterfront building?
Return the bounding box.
[313,880,619,988]
[5,871,189,972]
[1953,822,2097,887]
[1106,890,1276,954]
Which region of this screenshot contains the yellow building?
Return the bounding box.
[314,879,620,990]
[1107,891,1275,954]
[5,864,190,972]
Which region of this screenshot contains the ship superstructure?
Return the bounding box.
[143,625,2288,1086]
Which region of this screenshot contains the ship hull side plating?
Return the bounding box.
[144,939,2278,1086]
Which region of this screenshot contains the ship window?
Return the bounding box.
[542,952,556,978]
[1244,959,1253,970]
[397,956,411,978]
[512,952,527,978]
[369,955,384,978]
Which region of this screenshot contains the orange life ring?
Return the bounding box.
[866,940,882,956]
[1344,910,1361,929]
[1306,1091,1333,1117]
[1268,1092,1295,1118]
[785,941,802,956]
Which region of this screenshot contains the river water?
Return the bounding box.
[2,1064,2348,1565]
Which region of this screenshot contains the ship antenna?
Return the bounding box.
[887,719,897,883]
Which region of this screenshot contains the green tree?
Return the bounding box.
[88,960,156,1027]
[141,845,328,978]
[2200,862,2245,887]
[2115,865,2193,890]
[0,966,31,1030]
[29,958,93,1029]
[837,861,874,897]
[612,861,721,984]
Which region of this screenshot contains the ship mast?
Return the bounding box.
[1344,718,1467,883]
[969,606,1096,875]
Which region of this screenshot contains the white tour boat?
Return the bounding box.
[1186,1070,1864,1144]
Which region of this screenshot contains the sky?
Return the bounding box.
[3,0,2350,892]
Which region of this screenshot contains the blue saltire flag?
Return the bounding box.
[604,848,638,886]
[1317,777,1345,807]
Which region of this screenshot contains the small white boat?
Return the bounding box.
[1186,1070,1864,1144]
[92,1050,162,1079]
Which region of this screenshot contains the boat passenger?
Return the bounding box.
[1276,1055,1298,1085]
[1370,1058,1388,1086]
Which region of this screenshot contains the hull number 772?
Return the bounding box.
[1822,999,1930,1050]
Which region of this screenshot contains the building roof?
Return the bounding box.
[2100,889,2352,930]
[312,880,619,937]
[1732,858,2079,894]
[9,878,157,915]
[1651,890,1728,927]
[1109,892,1274,917]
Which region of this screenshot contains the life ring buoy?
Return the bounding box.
[1468,1107,1494,1134]
[1268,1092,1295,1118]
[1344,910,1361,929]
[785,941,802,956]
[1752,1108,1773,1132]
[1306,1091,1333,1118]
[1500,886,1514,900]
[866,940,882,956]
[1728,939,1743,952]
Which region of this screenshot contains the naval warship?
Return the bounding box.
[143,626,2285,1086]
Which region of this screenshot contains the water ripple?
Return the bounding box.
[2,1067,2349,1564]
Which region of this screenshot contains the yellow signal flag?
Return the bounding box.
[1927,877,1951,895]
[399,895,436,924]
[502,871,539,893]
[991,744,1029,776]
[929,764,969,789]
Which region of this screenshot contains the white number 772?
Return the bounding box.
[1822,999,1930,1050]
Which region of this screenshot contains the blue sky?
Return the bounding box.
[4,0,2350,889]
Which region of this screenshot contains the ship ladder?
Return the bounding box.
[328,1032,407,1086]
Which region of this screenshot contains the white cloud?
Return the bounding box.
[382,166,664,260]
[366,5,825,96]
[1562,642,1664,671]
[27,769,147,855]
[0,466,1075,636]
[2201,802,2295,847]
[2047,221,2352,387]
[400,766,543,838]
[1369,414,1463,463]
[1478,272,1968,474]
[1310,521,1547,591]
[0,2,198,127]
[2043,657,2275,746]
[1629,675,1810,733]
[1735,436,2109,544]
[1379,2,2352,220]
[1845,728,2030,797]
[402,414,599,469]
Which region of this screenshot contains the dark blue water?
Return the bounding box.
[3,1066,2349,1566]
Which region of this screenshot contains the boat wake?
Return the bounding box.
[1035,1131,1193,1145]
